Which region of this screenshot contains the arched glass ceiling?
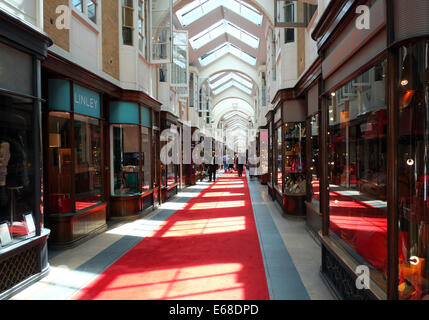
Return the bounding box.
[190,19,260,50]
[213,79,252,95]
[199,43,256,67]
[210,73,253,91]
[176,0,263,27]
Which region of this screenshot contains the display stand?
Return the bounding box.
[283,122,306,216]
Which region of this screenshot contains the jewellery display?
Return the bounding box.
[283,122,306,196]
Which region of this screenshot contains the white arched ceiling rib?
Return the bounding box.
[211,87,254,112]
[212,98,254,128]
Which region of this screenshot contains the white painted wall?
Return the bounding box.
[0,0,42,30]
[70,10,100,71]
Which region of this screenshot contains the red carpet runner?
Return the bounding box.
[73,172,270,300]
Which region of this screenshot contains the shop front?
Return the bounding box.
[271,90,307,216]
[109,101,155,219]
[257,126,269,185]
[44,78,107,248]
[0,10,52,299]
[266,111,275,198]
[312,0,429,300]
[160,111,180,202]
[183,125,198,186]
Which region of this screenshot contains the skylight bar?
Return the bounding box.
[190,19,260,50]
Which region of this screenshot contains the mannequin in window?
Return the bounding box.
[0,141,10,221]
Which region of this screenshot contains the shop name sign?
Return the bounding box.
[74,84,101,118]
[322,0,385,80]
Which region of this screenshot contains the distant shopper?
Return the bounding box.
[209,151,218,182]
[223,155,228,173]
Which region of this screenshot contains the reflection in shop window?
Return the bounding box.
[48,112,72,214]
[141,127,152,192]
[328,60,388,285]
[309,114,320,210]
[112,125,140,196]
[74,115,102,210]
[275,127,283,191]
[0,94,36,247]
[397,40,429,300]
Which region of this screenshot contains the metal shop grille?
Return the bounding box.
[167,187,177,200]
[0,246,40,293]
[142,194,153,211]
[322,246,374,300]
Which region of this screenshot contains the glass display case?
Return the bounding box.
[308,114,320,210]
[328,60,388,285]
[397,40,429,300]
[283,122,306,215]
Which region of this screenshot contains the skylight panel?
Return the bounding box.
[199,43,256,67]
[176,0,263,27]
[209,72,227,82]
[190,20,259,50]
[212,79,253,95]
[210,73,253,90]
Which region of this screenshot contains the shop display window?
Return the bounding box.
[112,124,140,196]
[397,40,429,300]
[48,112,73,214]
[74,114,102,210]
[275,126,283,191]
[161,134,179,188]
[328,60,388,280]
[0,94,37,248]
[284,122,306,195]
[309,114,320,209]
[141,126,152,192]
[268,121,273,184]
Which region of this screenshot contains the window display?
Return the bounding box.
[284,122,306,195]
[47,80,104,215]
[141,126,152,191]
[74,114,102,210]
[275,126,283,191]
[309,114,320,209]
[328,60,388,280]
[0,94,37,247]
[268,121,273,185]
[397,40,429,300]
[48,112,72,213]
[112,125,140,196]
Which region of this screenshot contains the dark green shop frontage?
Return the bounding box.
[41,54,162,249]
[0,10,52,299]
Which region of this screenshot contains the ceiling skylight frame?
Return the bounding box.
[190,19,260,50]
[199,42,257,67]
[210,73,253,90]
[176,0,263,27]
[212,79,253,95]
